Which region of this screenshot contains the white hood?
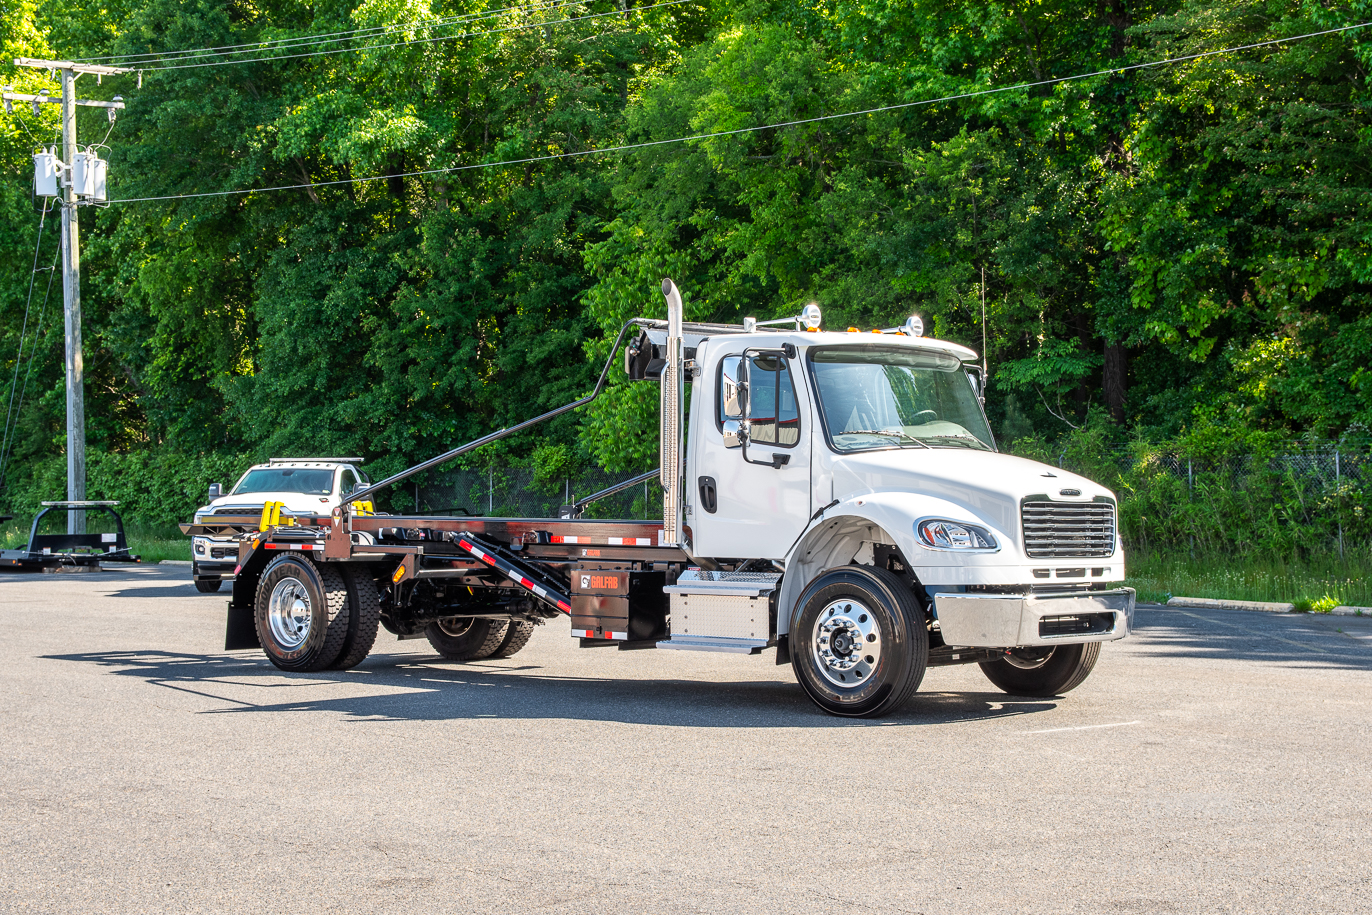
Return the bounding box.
[830,448,1115,537]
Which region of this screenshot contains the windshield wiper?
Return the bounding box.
[916,434,992,451]
[841,430,931,449]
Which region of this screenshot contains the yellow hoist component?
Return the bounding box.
[350,501,375,517]
[257,501,296,531]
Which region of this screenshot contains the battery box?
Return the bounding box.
[571,566,668,642]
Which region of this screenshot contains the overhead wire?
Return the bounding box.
[81,0,593,66]
[0,199,54,484]
[111,0,692,71]
[105,19,1372,206]
[0,243,61,488]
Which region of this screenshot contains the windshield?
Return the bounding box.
[810,347,995,452]
[232,468,336,496]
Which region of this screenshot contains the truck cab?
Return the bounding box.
[190,459,368,592]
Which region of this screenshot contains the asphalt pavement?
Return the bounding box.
[1,564,1369,914]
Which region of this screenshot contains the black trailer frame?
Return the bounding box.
[1,501,141,571]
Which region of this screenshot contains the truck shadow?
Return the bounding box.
[40,649,1059,728]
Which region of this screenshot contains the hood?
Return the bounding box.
[198,490,338,517]
[831,448,1114,536]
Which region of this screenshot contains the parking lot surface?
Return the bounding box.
[1,564,1370,914]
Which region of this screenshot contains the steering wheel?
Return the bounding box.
[909,410,939,425]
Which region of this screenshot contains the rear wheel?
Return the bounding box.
[254,555,351,672]
[425,618,509,661]
[330,567,382,671]
[489,620,536,658]
[978,643,1101,697]
[790,565,928,718]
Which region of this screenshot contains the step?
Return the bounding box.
[656,636,769,654]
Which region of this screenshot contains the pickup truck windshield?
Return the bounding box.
[233,468,335,496]
[811,347,995,452]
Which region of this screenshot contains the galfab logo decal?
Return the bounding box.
[580,574,591,588]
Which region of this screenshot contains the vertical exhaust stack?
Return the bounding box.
[660,278,684,547]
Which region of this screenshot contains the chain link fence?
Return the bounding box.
[411,467,664,521]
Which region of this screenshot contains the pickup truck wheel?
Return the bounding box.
[329,567,382,670]
[193,577,222,593]
[425,618,509,661]
[489,620,536,658]
[790,565,928,718]
[254,555,351,672]
[978,643,1101,696]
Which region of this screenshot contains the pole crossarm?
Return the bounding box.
[2,92,125,109]
[14,58,133,76]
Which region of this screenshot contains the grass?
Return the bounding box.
[1125,550,1372,609]
[0,518,190,564]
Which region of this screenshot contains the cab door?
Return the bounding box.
[690,344,811,560]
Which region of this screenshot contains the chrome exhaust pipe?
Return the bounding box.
[660,278,684,548]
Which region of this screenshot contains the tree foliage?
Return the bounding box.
[0,0,1367,514]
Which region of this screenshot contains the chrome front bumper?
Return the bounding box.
[933,588,1135,648]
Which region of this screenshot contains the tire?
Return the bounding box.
[254,555,352,672]
[489,620,536,658]
[194,578,222,593]
[790,565,928,718]
[978,643,1101,697]
[329,566,382,671]
[425,618,509,661]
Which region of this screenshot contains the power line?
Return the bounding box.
[84,0,592,66]
[125,0,693,72]
[0,244,61,488]
[107,19,1372,206]
[0,200,53,482]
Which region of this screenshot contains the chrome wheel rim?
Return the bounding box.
[268,577,312,649]
[812,598,882,688]
[1003,647,1055,670]
[437,618,474,638]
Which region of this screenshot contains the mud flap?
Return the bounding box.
[224,601,260,651]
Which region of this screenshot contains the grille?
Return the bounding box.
[1039,613,1115,637]
[1021,501,1116,558]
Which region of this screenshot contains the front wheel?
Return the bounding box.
[193,577,222,593]
[978,643,1101,697]
[790,565,928,718]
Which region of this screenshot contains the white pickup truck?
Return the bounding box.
[187,280,1133,718]
[189,459,369,591]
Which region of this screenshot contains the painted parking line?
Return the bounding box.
[1020,720,1140,735]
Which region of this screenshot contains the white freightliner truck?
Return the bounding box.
[183,280,1134,717]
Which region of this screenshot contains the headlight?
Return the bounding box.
[916,518,998,551]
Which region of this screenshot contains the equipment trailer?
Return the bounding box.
[183,280,1134,717]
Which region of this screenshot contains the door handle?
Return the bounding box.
[697,476,718,514]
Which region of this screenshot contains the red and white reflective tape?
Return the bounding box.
[263,542,322,551]
[577,629,628,640]
[458,538,572,614]
[607,537,654,546]
[549,535,580,543]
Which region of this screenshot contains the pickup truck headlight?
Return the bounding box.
[916,518,998,551]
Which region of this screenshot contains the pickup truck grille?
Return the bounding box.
[1021,501,1116,558]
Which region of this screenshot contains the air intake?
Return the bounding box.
[1021,500,1116,558]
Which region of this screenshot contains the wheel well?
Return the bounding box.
[778,517,928,636]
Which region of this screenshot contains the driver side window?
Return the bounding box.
[717,354,800,447]
[340,468,359,496]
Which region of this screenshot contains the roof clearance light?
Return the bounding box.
[800,302,822,330]
[902,315,924,337]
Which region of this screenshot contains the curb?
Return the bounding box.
[1332,606,1369,617]
[1166,597,1293,613]
[159,560,193,566]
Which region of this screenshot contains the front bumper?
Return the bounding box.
[933,588,1135,648]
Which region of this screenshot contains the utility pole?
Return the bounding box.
[8,59,128,534]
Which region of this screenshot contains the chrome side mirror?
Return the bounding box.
[207,482,222,500]
[722,420,742,449]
